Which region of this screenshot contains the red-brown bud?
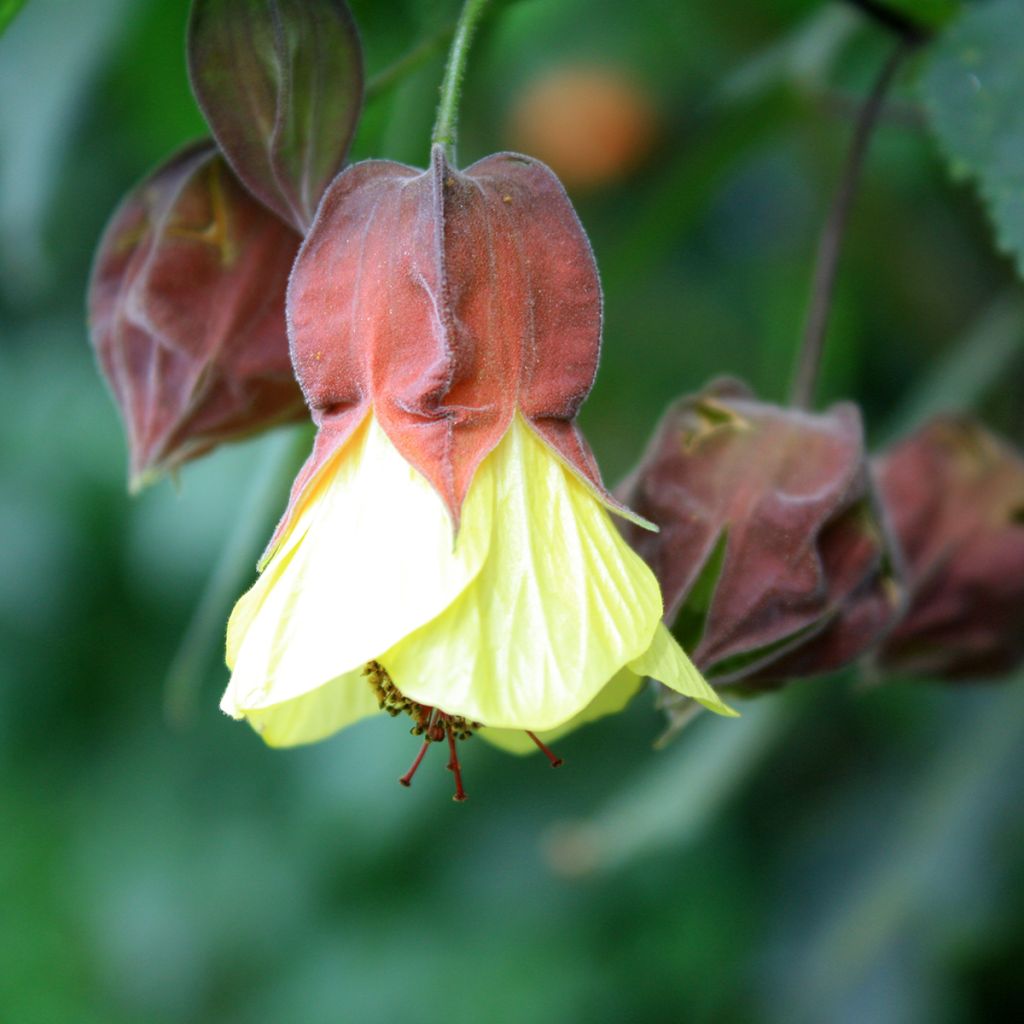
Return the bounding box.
[88,141,306,488]
[188,0,363,232]
[874,416,1024,680]
[619,378,900,691]
[277,144,612,537]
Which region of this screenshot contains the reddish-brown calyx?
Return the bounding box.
[267,142,620,556]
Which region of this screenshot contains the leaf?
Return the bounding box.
[921,0,1024,278]
[188,0,363,232]
[0,0,27,37]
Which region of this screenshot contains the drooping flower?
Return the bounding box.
[222,145,733,797]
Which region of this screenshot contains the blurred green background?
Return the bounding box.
[2,1,1023,1021]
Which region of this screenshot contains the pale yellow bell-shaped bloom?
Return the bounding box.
[222,412,734,749]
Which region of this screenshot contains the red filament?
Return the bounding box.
[445,721,468,802]
[526,731,564,768]
[398,739,431,788]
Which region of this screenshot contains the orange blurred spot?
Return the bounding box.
[507,66,658,190]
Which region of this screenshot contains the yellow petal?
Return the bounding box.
[224,667,381,748]
[223,413,492,714]
[629,622,738,717]
[382,416,665,731]
[480,667,643,755]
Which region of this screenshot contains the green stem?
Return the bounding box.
[790,39,908,409]
[431,0,491,162]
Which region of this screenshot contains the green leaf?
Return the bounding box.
[0,0,26,37]
[921,0,1024,278]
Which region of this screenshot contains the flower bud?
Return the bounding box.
[874,416,1024,679]
[619,378,900,693]
[88,141,306,488]
[188,0,363,231]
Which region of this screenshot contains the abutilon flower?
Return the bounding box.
[222,145,733,797]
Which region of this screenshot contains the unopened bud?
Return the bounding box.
[619,378,899,697]
[88,141,306,489]
[874,416,1024,680]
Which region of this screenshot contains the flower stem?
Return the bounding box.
[789,40,909,410]
[431,0,491,163]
